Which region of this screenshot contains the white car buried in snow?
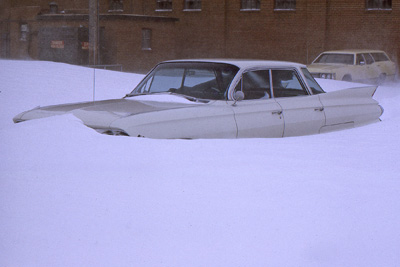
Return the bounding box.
[13,59,383,139]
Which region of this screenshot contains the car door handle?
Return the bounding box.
[272,110,282,115]
[314,107,324,112]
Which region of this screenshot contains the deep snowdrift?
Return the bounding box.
[1,60,400,266]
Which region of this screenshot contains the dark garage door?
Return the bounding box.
[38,27,89,65]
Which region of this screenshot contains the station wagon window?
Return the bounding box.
[314,53,354,65]
[362,53,374,64]
[184,0,202,10]
[241,0,260,10]
[271,69,308,97]
[371,52,389,62]
[366,0,392,10]
[274,0,296,10]
[356,54,365,65]
[156,0,172,11]
[240,70,271,99]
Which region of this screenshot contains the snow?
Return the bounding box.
[1,60,400,266]
[129,94,203,104]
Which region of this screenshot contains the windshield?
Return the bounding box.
[313,53,355,65]
[129,62,239,100]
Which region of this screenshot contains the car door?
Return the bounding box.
[362,53,380,81]
[232,69,284,138]
[371,52,396,78]
[271,69,326,137]
[111,100,239,139]
[355,53,370,81]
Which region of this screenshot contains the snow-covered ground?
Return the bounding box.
[1,60,399,266]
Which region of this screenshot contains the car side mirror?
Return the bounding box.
[232,91,244,106]
[234,91,244,101]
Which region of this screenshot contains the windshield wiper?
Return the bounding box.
[124,92,149,98]
[167,92,210,103]
[125,92,209,103]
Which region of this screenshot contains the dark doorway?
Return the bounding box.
[39,27,79,64]
[38,27,104,65]
[0,32,10,58]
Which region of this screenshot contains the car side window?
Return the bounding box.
[356,54,365,65]
[241,70,271,100]
[271,69,308,98]
[371,53,389,62]
[363,53,374,65]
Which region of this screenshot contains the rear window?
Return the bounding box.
[371,53,390,62]
[313,53,355,65]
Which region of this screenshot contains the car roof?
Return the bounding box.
[319,49,386,54]
[162,59,306,69]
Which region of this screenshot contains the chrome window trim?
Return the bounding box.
[229,67,311,100]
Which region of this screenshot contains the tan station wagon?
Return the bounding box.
[307,49,397,84]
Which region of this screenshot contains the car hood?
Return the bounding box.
[13,94,203,127]
[307,63,348,72]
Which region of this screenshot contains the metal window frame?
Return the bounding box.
[274,0,296,11]
[184,0,202,11]
[240,0,261,11]
[156,0,173,11]
[141,28,152,50]
[366,0,392,10]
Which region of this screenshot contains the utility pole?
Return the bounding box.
[88,0,98,65]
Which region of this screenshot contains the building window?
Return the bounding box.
[184,0,202,10]
[20,24,29,42]
[156,0,172,11]
[109,0,123,12]
[366,0,392,10]
[142,29,152,50]
[241,0,260,10]
[274,0,296,10]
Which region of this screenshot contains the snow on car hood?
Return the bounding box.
[13,94,203,124]
[129,94,205,104]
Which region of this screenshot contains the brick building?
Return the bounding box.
[1,0,399,73]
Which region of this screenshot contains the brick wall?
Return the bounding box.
[1,0,399,72]
[104,18,177,72]
[325,0,400,64]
